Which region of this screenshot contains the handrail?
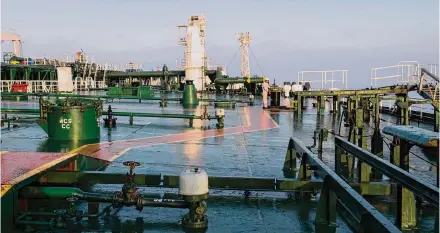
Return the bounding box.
[290,137,401,233]
[334,135,439,207]
[421,68,439,82]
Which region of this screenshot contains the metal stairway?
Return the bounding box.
[418,68,439,109]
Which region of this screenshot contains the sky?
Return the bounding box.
[1,0,439,88]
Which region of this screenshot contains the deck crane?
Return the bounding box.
[1,32,22,57]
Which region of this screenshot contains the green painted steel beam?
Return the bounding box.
[1,63,56,71]
[334,135,439,207]
[294,85,416,97]
[289,136,401,233]
[383,125,439,147]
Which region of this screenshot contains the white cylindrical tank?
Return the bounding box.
[291,84,304,92]
[283,85,292,97]
[179,168,209,196]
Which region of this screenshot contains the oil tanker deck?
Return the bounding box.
[1,16,439,233]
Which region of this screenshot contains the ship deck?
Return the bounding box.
[1,93,437,232]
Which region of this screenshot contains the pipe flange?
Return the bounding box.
[182,215,208,233]
[180,193,209,203]
[112,191,123,208]
[135,194,144,211]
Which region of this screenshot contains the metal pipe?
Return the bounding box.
[0,108,219,120]
[15,212,57,227]
[1,108,40,115]
[0,92,182,101]
[105,111,218,120]
[20,187,188,208]
[199,98,252,104]
[214,77,264,84]
[0,116,39,122]
[106,70,185,78]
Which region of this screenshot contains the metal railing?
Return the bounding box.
[0,80,58,93]
[370,61,420,88]
[284,137,400,233]
[370,61,439,88]
[297,70,348,90]
[334,136,438,206]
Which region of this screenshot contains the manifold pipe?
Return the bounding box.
[20,187,188,209]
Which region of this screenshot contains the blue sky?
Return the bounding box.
[1,0,439,88]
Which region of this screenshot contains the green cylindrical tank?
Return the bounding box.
[122,87,134,95]
[138,86,154,99]
[107,87,123,97]
[182,80,198,106]
[46,99,101,141]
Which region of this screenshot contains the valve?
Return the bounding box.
[121,161,140,205]
[159,95,167,107]
[65,197,83,221]
[104,105,117,127]
[200,105,210,120]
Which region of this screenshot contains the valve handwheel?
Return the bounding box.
[123,161,140,168]
[123,161,141,174]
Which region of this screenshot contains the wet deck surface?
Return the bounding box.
[1,151,66,185]
[1,92,437,232]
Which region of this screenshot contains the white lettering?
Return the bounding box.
[59,118,72,130]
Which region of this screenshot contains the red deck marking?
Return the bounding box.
[1,151,66,184]
[79,107,279,162]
